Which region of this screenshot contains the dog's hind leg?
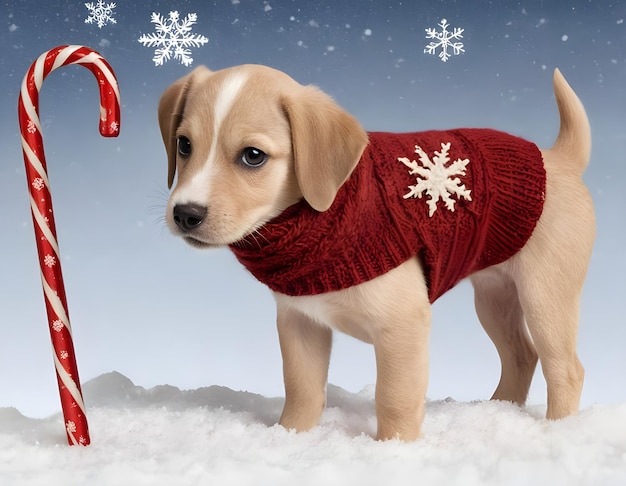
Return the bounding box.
[513,265,586,419]
[471,269,538,405]
[505,181,593,419]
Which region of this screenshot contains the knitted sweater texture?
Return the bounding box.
[230,129,546,303]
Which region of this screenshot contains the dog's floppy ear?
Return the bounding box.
[158,66,211,188]
[283,86,368,212]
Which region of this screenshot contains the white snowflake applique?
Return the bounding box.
[424,18,465,62]
[398,142,472,217]
[27,120,37,134]
[84,0,117,29]
[138,11,209,66]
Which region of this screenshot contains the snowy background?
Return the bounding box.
[0,0,625,483]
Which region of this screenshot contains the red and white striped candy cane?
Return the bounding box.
[17,45,120,446]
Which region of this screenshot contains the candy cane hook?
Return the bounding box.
[17,45,121,446]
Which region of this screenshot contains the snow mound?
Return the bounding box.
[1,372,625,485]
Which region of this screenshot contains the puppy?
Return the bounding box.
[158,65,594,441]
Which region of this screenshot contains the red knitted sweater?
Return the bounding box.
[230,129,545,303]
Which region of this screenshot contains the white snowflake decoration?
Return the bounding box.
[424,18,465,62]
[32,177,45,191]
[43,254,57,268]
[138,11,209,67]
[398,142,472,217]
[84,0,117,29]
[51,319,64,332]
[27,120,37,134]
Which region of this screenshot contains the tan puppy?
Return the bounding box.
[158,65,594,441]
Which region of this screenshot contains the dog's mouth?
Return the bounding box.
[181,229,256,249]
[182,236,219,249]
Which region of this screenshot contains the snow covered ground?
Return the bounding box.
[1,372,625,486]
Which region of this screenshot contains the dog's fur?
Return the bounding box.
[158,65,594,441]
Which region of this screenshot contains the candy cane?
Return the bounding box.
[17,45,120,446]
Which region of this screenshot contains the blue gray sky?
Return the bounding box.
[0,0,624,417]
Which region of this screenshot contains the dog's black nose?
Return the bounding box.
[173,203,207,232]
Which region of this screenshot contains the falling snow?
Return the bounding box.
[137,11,209,67]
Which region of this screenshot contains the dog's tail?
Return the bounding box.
[550,69,591,173]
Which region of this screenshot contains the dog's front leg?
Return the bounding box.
[276,304,332,433]
[363,258,432,441]
[373,314,431,441]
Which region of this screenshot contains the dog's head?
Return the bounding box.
[158,64,368,248]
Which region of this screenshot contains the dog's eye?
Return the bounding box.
[241,147,268,167]
[177,136,192,157]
